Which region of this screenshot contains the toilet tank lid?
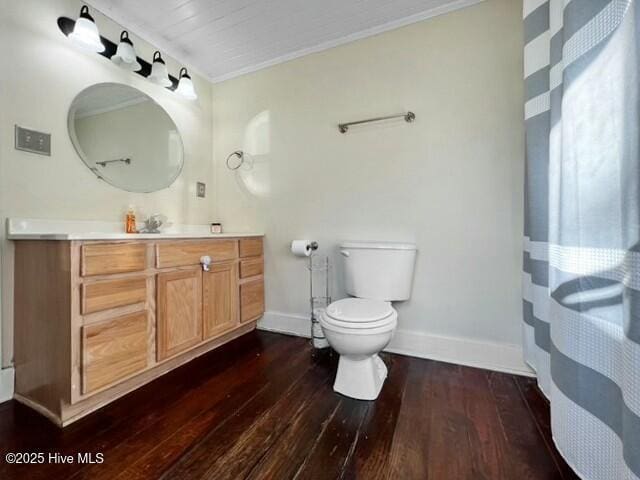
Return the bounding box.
[340,241,417,251]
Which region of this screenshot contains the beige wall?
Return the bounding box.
[0,0,214,366]
[0,0,525,375]
[212,0,525,349]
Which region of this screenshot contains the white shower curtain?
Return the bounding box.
[523,0,639,479]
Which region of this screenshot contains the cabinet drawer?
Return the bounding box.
[82,277,147,315]
[240,279,265,323]
[240,257,263,278]
[81,243,147,276]
[156,241,237,269]
[82,311,148,394]
[239,238,263,258]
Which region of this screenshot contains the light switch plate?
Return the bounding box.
[15,125,51,156]
[196,182,206,198]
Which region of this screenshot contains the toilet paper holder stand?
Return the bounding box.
[308,250,330,350]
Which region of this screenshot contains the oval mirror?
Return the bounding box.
[68,83,184,193]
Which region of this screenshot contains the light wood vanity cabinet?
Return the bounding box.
[13,236,264,426]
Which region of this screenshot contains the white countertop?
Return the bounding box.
[6,218,263,241]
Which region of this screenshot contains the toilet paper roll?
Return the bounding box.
[291,240,314,257]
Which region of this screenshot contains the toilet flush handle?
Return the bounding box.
[340,250,350,257]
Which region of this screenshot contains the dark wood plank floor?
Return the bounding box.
[0,331,578,480]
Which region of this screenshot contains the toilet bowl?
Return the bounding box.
[320,298,397,400]
[320,241,417,401]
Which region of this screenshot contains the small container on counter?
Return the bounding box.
[125,206,137,234]
[210,223,223,234]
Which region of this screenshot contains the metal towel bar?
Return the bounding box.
[96,158,131,167]
[338,111,415,133]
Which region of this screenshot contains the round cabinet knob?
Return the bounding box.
[340,250,350,257]
[200,255,212,271]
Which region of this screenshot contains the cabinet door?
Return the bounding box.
[203,262,239,339]
[157,268,203,361]
[240,279,265,323]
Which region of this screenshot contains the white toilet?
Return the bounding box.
[320,241,417,400]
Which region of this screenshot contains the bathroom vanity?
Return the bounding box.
[10,227,264,426]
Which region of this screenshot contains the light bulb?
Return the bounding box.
[68,6,104,53]
[111,31,141,71]
[176,67,197,100]
[148,51,172,87]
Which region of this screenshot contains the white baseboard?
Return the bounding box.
[258,311,311,338]
[0,367,14,403]
[386,329,534,377]
[258,311,535,377]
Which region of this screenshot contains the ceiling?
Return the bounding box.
[86,0,482,83]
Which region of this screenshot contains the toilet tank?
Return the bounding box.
[340,241,417,301]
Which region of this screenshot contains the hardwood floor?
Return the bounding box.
[0,331,578,480]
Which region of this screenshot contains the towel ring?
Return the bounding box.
[226,150,244,170]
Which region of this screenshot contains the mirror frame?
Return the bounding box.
[67,82,185,193]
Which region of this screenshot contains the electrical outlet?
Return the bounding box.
[15,125,51,156]
[197,182,206,198]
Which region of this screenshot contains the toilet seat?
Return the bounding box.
[326,298,393,323]
[322,298,396,331]
[320,315,397,334]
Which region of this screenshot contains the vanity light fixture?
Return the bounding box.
[57,14,187,97]
[175,68,197,100]
[111,31,141,71]
[68,5,104,53]
[148,51,172,87]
